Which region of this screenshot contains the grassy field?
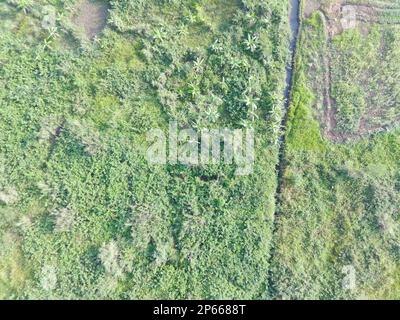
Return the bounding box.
[271,0,400,299]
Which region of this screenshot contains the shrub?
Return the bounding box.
[98,241,124,278]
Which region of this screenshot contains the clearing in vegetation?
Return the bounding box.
[72,0,109,39]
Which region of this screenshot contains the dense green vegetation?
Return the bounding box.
[1,0,400,301]
[0,0,290,299]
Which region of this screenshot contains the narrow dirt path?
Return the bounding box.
[268,0,301,296]
[319,11,340,141]
[276,0,301,194]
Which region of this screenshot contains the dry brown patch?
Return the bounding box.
[304,0,321,18]
[72,0,108,39]
[328,3,378,36]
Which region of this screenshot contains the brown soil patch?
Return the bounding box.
[72,0,108,39]
[311,1,379,37]
[304,0,321,18]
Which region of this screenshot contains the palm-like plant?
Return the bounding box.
[187,82,200,98]
[193,57,205,74]
[153,27,167,43]
[242,94,260,122]
[229,56,242,70]
[177,24,188,37]
[244,34,259,53]
[14,0,34,14]
[211,39,224,53]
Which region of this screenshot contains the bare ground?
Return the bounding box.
[304,0,321,18]
[72,0,108,39]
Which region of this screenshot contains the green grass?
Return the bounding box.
[270,1,400,299]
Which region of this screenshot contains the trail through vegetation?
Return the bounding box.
[276,0,301,192]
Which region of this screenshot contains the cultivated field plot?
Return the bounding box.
[304,0,400,142]
[270,0,400,299]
